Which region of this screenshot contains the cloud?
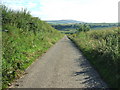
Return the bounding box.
[2,0,119,22]
[38,0,119,22]
[2,0,38,10]
[8,5,25,10]
[2,0,25,10]
[26,2,37,8]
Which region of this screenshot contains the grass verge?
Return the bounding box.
[2,5,64,88]
[69,27,120,88]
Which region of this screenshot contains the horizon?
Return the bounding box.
[44,19,118,23]
[2,0,119,23]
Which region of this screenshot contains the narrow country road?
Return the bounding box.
[12,36,107,88]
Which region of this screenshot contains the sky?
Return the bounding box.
[1,0,119,23]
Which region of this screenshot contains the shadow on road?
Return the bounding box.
[73,56,108,88]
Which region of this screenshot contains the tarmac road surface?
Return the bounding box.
[11,36,107,88]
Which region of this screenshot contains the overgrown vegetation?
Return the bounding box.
[2,5,63,88]
[69,27,119,88]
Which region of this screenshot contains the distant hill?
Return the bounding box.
[45,20,84,24]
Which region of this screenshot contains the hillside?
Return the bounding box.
[50,23,118,34]
[45,20,83,24]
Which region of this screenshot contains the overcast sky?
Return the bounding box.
[2,0,119,23]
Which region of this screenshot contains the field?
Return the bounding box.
[51,23,118,32]
[69,27,120,88]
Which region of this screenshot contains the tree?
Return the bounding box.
[77,24,90,32]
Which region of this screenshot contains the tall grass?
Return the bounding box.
[69,27,119,88]
[2,5,63,88]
